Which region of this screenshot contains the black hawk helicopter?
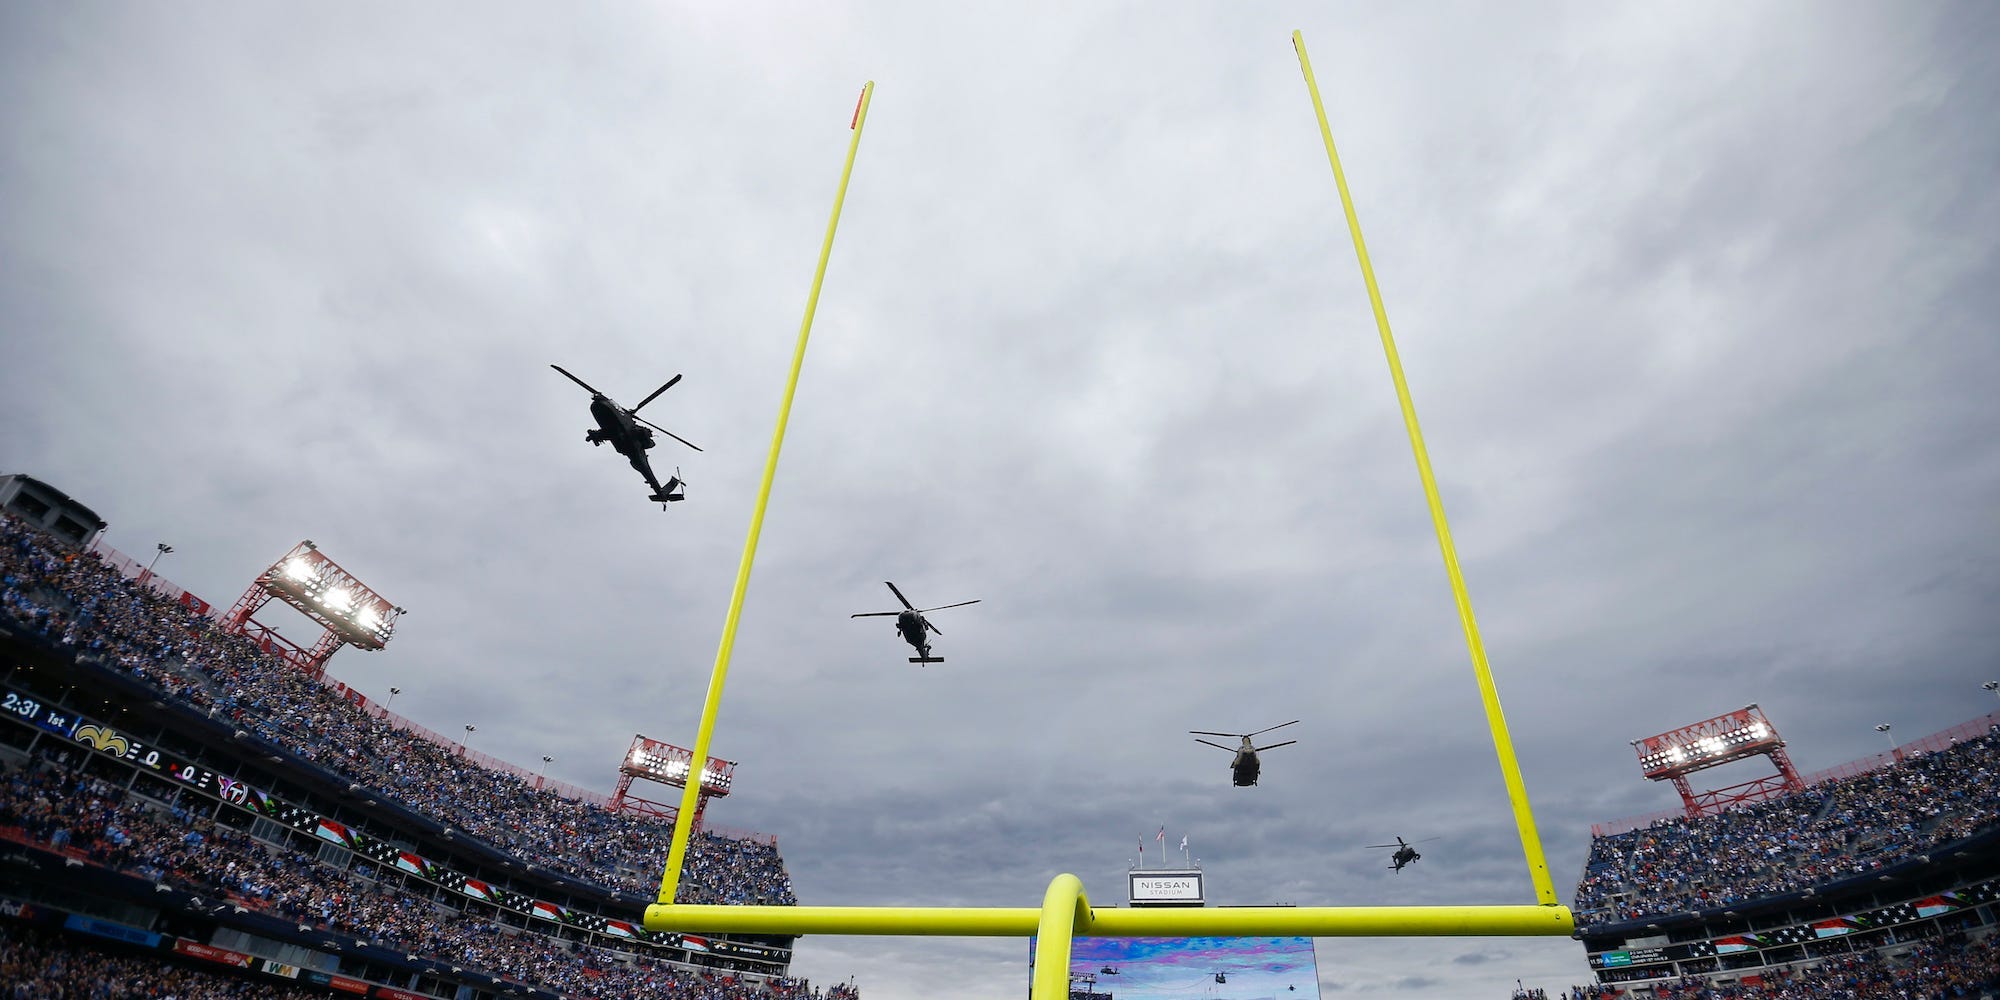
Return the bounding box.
[850,582,980,664]
[551,364,701,508]
[1366,835,1440,872]
[1190,721,1299,786]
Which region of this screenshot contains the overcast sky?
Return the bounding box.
[5,3,1999,997]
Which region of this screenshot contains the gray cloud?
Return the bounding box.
[5,3,1998,999]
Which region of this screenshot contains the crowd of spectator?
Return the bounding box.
[2,917,865,1000]
[1572,728,2000,922]
[0,515,794,904]
[1641,934,2000,998]
[1,923,327,999]
[2,745,853,1000]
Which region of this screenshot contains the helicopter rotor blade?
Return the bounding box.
[1363,844,1401,850]
[632,415,702,452]
[1188,730,1242,738]
[1193,739,1237,753]
[916,599,981,614]
[924,619,941,635]
[1248,720,1301,738]
[1253,740,1298,752]
[850,612,900,618]
[630,373,682,414]
[1411,836,1442,844]
[884,582,917,611]
[550,364,606,397]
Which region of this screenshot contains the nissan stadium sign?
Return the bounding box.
[1129,869,1204,907]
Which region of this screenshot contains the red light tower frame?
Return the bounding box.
[610,734,737,830]
[1631,704,1804,819]
[222,540,403,676]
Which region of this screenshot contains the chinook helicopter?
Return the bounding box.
[850,582,980,664]
[551,364,701,508]
[1189,721,1299,786]
[1366,835,1440,872]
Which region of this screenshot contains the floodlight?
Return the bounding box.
[1630,706,1804,818]
[238,542,404,658]
[611,734,739,820]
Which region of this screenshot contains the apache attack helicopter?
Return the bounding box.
[1189,721,1299,786]
[551,364,700,508]
[1366,835,1440,872]
[850,581,980,664]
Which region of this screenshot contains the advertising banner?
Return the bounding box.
[63,914,161,948]
[174,939,254,967]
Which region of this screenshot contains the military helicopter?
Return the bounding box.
[551,364,701,508]
[1189,721,1299,786]
[1366,835,1440,872]
[850,582,980,664]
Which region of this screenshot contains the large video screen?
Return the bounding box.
[1032,936,1322,1000]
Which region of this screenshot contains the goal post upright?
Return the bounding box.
[1290,28,1558,907]
[656,81,876,907]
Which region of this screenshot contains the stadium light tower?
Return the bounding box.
[538,754,554,790]
[1874,723,1896,754]
[222,540,404,676]
[610,734,737,829]
[387,686,401,710]
[144,542,174,580]
[1984,681,1999,702]
[1630,705,1805,820]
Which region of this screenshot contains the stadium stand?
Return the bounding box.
[1532,934,2000,997]
[1566,701,2000,995]
[0,513,795,903]
[0,509,856,1000]
[2,921,324,998]
[1575,732,2000,923]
